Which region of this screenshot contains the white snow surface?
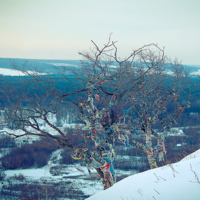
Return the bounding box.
[49,63,78,67]
[0,68,46,76]
[87,149,200,200]
[191,69,200,75]
[0,68,26,76]
[5,167,52,179]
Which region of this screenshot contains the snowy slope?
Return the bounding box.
[87,149,200,200]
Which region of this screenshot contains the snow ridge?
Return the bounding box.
[87,149,200,200]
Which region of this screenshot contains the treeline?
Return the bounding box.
[0,138,60,169]
[0,135,17,148]
[1,127,200,171]
[1,75,200,128]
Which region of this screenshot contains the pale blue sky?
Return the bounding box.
[0,0,199,64]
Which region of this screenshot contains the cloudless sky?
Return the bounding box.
[0,0,200,64]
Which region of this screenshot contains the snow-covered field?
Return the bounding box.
[87,149,200,200]
[2,149,200,200]
[0,68,46,76]
[3,165,135,199]
[3,149,136,199]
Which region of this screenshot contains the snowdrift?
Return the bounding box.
[87,149,200,200]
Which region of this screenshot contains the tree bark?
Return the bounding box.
[146,121,157,169]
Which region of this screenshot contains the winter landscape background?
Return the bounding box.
[0,58,200,199]
[1,0,200,199]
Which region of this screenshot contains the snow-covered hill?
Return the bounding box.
[87,149,200,200]
[1,58,200,76]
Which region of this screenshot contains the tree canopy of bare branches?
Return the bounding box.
[0,34,197,188]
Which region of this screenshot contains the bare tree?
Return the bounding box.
[116,56,196,168]
[0,34,191,188]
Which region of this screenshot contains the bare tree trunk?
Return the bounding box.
[146,121,157,169]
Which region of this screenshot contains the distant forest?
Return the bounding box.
[0,75,200,172]
[1,75,200,128]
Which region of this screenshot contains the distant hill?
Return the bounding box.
[0,58,200,75]
[0,58,81,74]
